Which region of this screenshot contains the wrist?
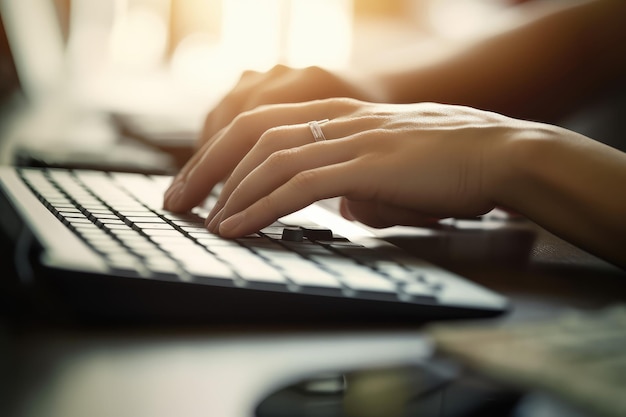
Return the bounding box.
[487,120,565,214]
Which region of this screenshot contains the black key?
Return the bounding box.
[300,226,333,241]
[281,227,304,242]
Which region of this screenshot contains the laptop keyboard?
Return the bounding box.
[18,168,445,305]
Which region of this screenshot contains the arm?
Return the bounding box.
[197,0,626,146]
[375,0,626,122]
[492,125,626,266]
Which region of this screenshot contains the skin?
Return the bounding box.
[164,99,626,268]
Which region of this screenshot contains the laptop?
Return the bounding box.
[0,4,509,325]
[0,0,194,174]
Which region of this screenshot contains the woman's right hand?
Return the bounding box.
[166,99,521,235]
[197,65,381,149]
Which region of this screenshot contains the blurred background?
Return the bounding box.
[0,0,515,171]
[1,0,511,117]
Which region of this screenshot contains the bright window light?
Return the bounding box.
[428,0,503,39]
[170,0,353,97]
[286,0,352,69]
[109,6,169,72]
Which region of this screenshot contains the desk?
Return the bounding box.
[2,219,625,417]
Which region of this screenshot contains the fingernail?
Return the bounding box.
[206,201,224,226]
[218,211,244,237]
[163,181,184,210]
[339,199,355,221]
[206,207,224,232]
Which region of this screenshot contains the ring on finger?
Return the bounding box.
[308,119,329,142]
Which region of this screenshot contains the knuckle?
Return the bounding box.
[337,96,362,109]
[303,65,323,77]
[264,148,297,170]
[257,126,287,148]
[231,108,253,126]
[232,107,266,131]
[291,169,318,190]
[324,97,360,114]
[239,69,260,81]
[255,193,282,222]
[269,64,288,74]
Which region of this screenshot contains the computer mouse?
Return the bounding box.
[254,361,522,417]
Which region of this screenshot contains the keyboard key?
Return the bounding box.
[281,227,304,242]
[231,260,286,287]
[107,254,148,276]
[142,229,183,237]
[269,255,343,294]
[313,257,397,297]
[180,257,238,285]
[96,218,126,226]
[144,258,182,279]
[299,226,333,241]
[162,212,205,223]
[126,217,166,223]
[133,223,175,230]
[111,173,165,210]
[401,282,437,299]
[181,227,212,234]
[117,210,158,217]
[280,241,335,258]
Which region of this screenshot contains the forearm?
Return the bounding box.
[492,124,626,268]
[372,0,626,122]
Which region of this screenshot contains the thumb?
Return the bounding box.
[339,198,440,229]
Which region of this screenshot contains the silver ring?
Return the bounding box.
[308,119,329,142]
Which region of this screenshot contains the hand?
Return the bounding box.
[164,99,525,237]
[197,65,380,149]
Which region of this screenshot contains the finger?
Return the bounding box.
[210,136,356,232]
[204,123,310,224]
[168,100,356,212]
[163,123,246,211]
[205,118,343,225]
[165,97,334,200]
[163,123,231,207]
[197,69,263,149]
[197,66,294,149]
[208,116,378,229]
[339,197,356,220]
[176,109,313,212]
[218,160,363,238]
[167,110,284,213]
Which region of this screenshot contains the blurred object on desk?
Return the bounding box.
[428,304,626,417]
[256,357,523,417]
[0,0,389,173]
[111,111,198,169]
